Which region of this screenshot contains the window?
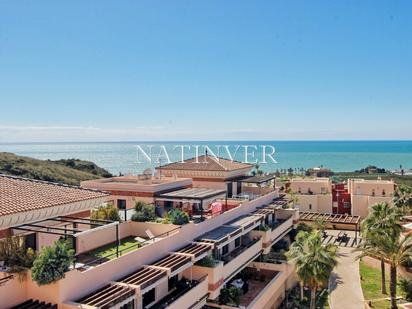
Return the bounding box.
[117,199,127,210]
[309,204,312,210]
[143,288,155,307]
[25,233,37,251]
[371,189,375,197]
[222,244,229,256]
[235,237,241,248]
[344,202,351,209]
[168,275,178,291]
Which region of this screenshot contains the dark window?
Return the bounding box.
[237,181,242,195]
[25,233,37,251]
[222,244,229,256]
[309,204,312,210]
[143,288,155,307]
[227,182,233,198]
[117,199,127,210]
[235,237,241,248]
[168,275,178,291]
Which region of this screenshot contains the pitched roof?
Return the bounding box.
[159,155,253,172]
[0,174,109,216]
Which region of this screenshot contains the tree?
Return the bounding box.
[359,202,402,295]
[251,163,264,176]
[0,235,36,273]
[91,203,120,221]
[393,185,412,216]
[131,201,157,222]
[286,230,337,309]
[31,240,74,285]
[166,209,190,225]
[398,277,412,301]
[361,230,412,309]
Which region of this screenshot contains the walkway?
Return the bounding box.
[328,230,364,309]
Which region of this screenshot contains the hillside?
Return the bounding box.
[0,152,113,186]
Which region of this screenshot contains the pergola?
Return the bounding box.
[175,243,213,262]
[11,299,57,309]
[152,254,193,276]
[11,216,119,256]
[155,187,227,220]
[75,284,135,309]
[299,212,361,239]
[240,174,276,185]
[119,267,168,291]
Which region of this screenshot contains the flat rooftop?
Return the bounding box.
[198,225,240,242]
[156,187,226,200]
[290,177,331,183]
[81,175,193,192]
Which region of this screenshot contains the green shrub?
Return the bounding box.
[219,286,242,306]
[91,203,120,221]
[131,201,157,222]
[31,240,74,285]
[196,255,219,267]
[399,277,412,301]
[0,236,36,273]
[167,209,190,225]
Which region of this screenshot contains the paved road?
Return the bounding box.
[329,246,364,309]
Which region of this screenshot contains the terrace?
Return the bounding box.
[221,237,262,265]
[150,276,208,309]
[72,223,181,270]
[237,268,279,308]
[155,187,227,221]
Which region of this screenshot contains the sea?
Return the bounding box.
[0,141,411,176]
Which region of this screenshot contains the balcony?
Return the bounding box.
[222,237,263,281]
[251,215,293,254]
[150,276,208,309]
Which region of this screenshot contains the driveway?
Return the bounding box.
[328,232,364,309]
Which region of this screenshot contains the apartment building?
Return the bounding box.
[81,175,194,220]
[348,178,395,218]
[0,173,298,309]
[156,155,255,198]
[288,177,333,213]
[288,177,396,218]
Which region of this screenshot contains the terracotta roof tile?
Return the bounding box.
[159,155,253,172]
[0,174,109,216]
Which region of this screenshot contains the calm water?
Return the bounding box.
[0,141,411,175]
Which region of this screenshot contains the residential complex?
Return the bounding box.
[288,177,395,218]
[0,157,298,309]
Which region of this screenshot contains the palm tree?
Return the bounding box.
[359,202,402,294]
[360,230,412,308]
[286,230,337,309]
[393,184,412,216]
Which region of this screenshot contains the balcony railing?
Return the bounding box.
[221,237,262,265]
[150,275,208,309]
[74,226,181,270]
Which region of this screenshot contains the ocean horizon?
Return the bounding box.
[1,140,412,175]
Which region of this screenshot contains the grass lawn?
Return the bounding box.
[359,260,396,309]
[88,236,141,260]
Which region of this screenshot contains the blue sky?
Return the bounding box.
[0,1,412,142]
